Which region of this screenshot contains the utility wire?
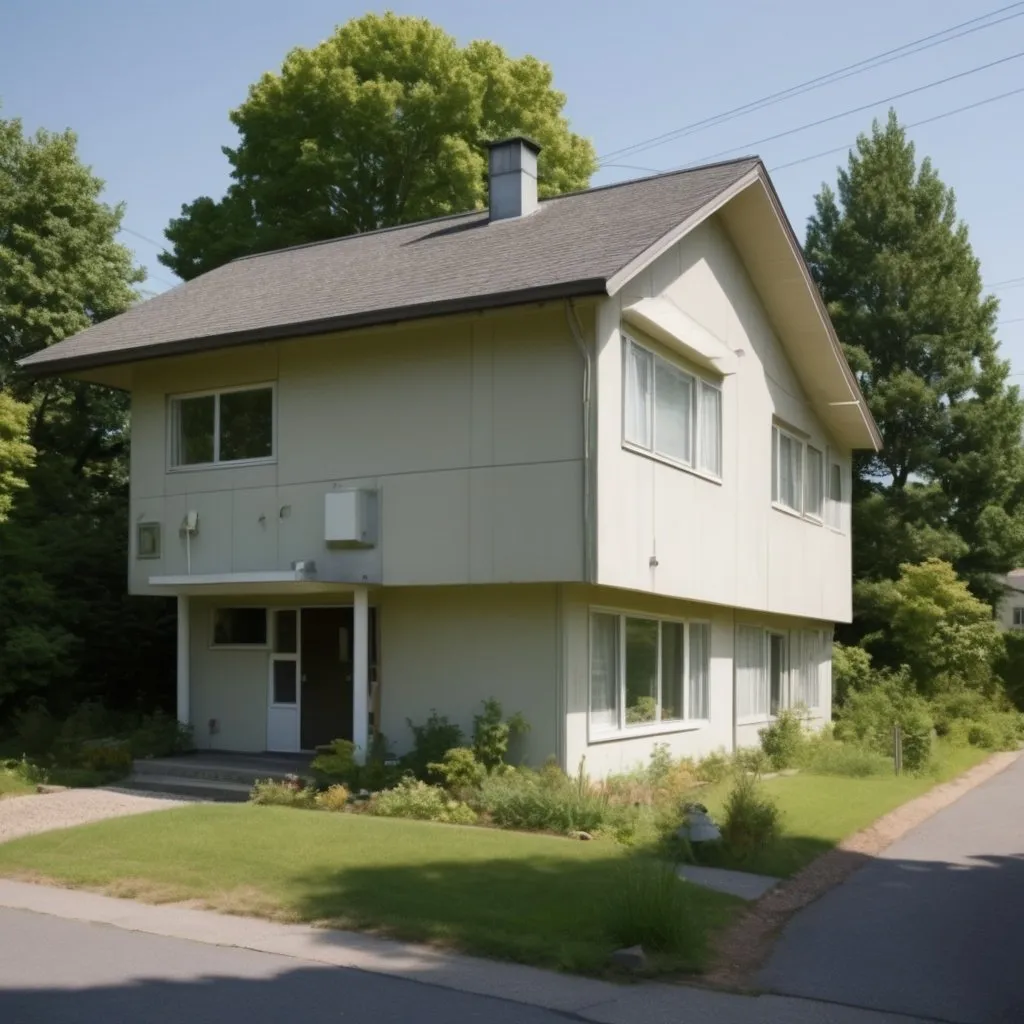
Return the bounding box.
[678,50,1024,170]
[118,224,169,254]
[597,2,1024,164]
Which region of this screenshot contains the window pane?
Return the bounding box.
[274,610,297,654]
[654,361,693,464]
[624,342,653,449]
[590,613,619,730]
[625,618,659,724]
[698,382,722,476]
[778,432,802,511]
[1015,608,1024,627]
[829,462,842,528]
[136,522,160,559]
[771,428,779,502]
[736,626,767,718]
[219,388,273,462]
[174,395,214,465]
[805,446,824,519]
[213,607,267,646]
[660,623,685,721]
[769,633,787,716]
[273,660,297,704]
[688,622,710,720]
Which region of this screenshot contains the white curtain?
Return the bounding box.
[624,341,653,449]
[590,613,619,730]
[699,382,722,476]
[654,361,692,463]
[805,447,824,519]
[778,432,802,510]
[688,622,710,720]
[736,625,767,719]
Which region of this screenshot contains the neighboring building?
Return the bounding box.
[20,140,880,775]
[997,570,1024,630]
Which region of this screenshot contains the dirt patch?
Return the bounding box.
[703,750,1021,991]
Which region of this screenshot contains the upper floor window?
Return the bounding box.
[771,424,826,523]
[623,336,722,478]
[170,384,274,468]
[827,459,843,530]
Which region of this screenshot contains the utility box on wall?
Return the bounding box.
[324,490,376,548]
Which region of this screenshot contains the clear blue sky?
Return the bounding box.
[4,0,1024,373]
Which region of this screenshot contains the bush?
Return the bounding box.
[79,738,133,776]
[801,738,891,777]
[832,642,874,706]
[369,777,476,824]
[314,784,350,811]
[12,704,58,758]
[719,773,781,861]
[733,746,771,775]
[128,711,194,758]
[606,859,704,959]
[405,712,464,782]
[472,699,529,770]
[694,749,731,784]
[428,747,486,799]
[2,757,46,786]
[759,708,807,770]
[250,778,317,808]
[311,739,358,786]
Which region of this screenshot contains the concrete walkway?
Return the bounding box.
[760,753,1024,1024]
[0,879,938,1023]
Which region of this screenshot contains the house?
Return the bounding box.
[20,139,880,775]
[997,571,1024,631]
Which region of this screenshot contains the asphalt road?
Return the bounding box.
[760,755,1024,1024]
[0,907,572,1024]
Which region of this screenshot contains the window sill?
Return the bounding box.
[737,709,821,727]
[771,501,822,525]
[589,719,709,744]
[210,644,270,652]
[169,457,276,473]
[622,442,722,486]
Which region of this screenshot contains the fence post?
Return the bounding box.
[893,723,903,775]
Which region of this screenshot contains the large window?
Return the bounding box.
[212,607,268,647]
[170,385,274,468]
[623,337,722,477]
[827,458,844,530]
[771,425,826,523]
[736,625,830,720]
[590,611,711,733]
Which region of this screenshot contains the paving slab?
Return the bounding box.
[678,862,780,900]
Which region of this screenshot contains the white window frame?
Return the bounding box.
[1013,607,1024,628]
[622,335,723,482]
[268,608,301,709]
[588,606,711,742]
[168,382,277,471]
[805,445,824,522]
[209,606,269,650]
[736,625,828,724]
[135,522,161,560]
[771,423,824,526]
[826,453,845,532]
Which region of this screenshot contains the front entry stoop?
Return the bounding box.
[122,752,314,802]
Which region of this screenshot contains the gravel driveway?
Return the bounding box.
[0,788,190,845]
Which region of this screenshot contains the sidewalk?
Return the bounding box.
[0,879,935,1023]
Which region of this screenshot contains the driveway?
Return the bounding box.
[760,754,1024,1024]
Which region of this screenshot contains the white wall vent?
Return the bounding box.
[324,490,375,548]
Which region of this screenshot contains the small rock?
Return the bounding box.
[609,944,648,971]
[568,830,593,841]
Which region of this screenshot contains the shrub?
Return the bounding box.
[79,738,133,776]
[428,747,485,799]
[12,704,58,758]
[311,739,358,786]
[405,712,464,782]
[802,738,891,777]
[694,749,731,784]
[733,746,770,776]
[472,699,529,769]
[759,707,807,770]
[314,784,350,811]
[606,859,704,959]
[930,691,1023,751]
[369,777,476,824]
[128,711,194,758]
[250,778,317,808]
[832,642,874,706]
[719,773,781,861]
[2,757,46,786]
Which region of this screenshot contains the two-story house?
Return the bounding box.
[21,139,880,775]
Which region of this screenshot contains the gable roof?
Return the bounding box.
[20,158,759,374]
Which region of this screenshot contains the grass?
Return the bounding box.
[0,804,739,975]
[697,742,989,877]
[0,772,35,799]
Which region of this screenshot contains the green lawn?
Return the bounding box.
[698,743,989,877]
[0,804,739,974]
[0,772,35,799]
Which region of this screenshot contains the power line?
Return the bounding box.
[118,224,169,254]
[769,84,1024,171]
[597,2,1024,164]
[988,275,1024,289]
[677,49,1024,170]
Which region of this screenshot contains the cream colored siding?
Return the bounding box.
[596,215,852,623]
[378,585,559,765]
[128,308,584,594]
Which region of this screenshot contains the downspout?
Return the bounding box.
[565,300,593,583]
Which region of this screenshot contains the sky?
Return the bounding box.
[4,0,1024,373]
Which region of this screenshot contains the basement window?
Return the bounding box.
[136,522,161,559]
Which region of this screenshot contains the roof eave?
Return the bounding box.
[18,278,609,377]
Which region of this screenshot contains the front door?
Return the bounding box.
[300,608,353,751]
[267,609,300,752]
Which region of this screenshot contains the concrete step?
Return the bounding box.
[122,774,253,803]
[131,758,309,787]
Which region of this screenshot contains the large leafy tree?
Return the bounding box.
[161,12,596,280]
[0,115,175,714]
[0,392,33,520]
[805,112,1024,613]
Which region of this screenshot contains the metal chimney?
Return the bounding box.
[487,136,541,221]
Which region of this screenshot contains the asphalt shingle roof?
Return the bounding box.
[21,157,760,373]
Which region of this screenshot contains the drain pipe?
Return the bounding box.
[565,300,593,583]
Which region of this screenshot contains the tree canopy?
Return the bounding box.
[161,12,597,280]
[805,111,1024,607]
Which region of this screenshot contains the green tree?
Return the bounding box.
[805,112,1024,607]
[0,115,175,714]
[161,12,596,280]
[0,392,33,521]
[856,559,1002,696]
